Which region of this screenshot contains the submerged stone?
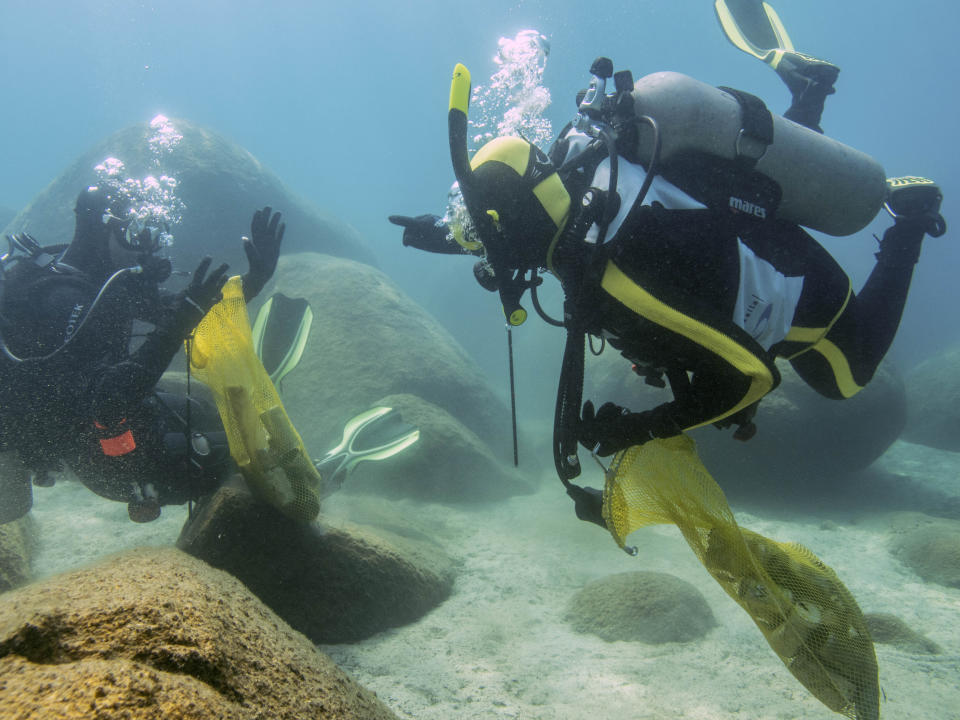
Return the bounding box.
[0,547,398,719]
[1,119,376,276]
[889,518,960,589]
[565,570,717,644]
[177,485,456,644]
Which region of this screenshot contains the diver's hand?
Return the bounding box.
[565,483,606,528]
[388,214,457,253]
[137,253,172,284]
[579,400,680,456]
[579,401,643,456]
[242,206,285,302]
[170,257,229,337]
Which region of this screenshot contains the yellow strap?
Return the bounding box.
[601,261,775,428]
[807,339,864,398]
[783,281,851,358]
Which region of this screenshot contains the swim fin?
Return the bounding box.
[714,0,794,62]
[714,0,839,132]
[313,406,420,497]
[252,293,314,389]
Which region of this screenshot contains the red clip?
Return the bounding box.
[95,418,137,456]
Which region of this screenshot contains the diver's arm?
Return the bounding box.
[579,355,773,456]
[388,214,473,254]
[86,258,229,425]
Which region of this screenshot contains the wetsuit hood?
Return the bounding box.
[59,186,128,284]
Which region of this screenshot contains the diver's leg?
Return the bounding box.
[0,451,33,524]
[789,223,924,399]
[775,52,839,133]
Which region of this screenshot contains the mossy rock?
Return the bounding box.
[0,515,38,593]
[889,519,960,589]
[565,571,716,644]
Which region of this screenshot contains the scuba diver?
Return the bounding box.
[0,186,420,526]
[389,2,948,526]
[0,186,281,523]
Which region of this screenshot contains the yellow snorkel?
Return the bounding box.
[447,63,529,327]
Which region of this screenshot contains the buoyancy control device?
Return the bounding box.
[576,62,887,237]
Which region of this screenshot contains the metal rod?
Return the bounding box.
[507,324,519,466]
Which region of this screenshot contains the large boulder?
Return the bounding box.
[1,118,376,274]
[564,571,717,644]
[902,344,960,452]
[177,485,455,644]
[0,514,37,593]
[265,252,520,475]
[0,204,15,230]
[0,547,397,720]
[585,352,906,495]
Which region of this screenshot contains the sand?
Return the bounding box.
[26,439,960,720]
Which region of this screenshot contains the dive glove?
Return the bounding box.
[579,400,680,457]
[242,206,285,302]
[877,178,947,267]
[388,214,460,254]
[168,256,229,338]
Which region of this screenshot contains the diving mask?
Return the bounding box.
[103,212,173,253]
[442,183,484,252]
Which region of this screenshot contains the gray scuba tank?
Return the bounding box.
[630,71,886,236]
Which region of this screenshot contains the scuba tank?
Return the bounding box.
[627,71,886,237]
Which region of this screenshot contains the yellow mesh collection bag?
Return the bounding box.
[603,435,878,720]
[186,276,324,522]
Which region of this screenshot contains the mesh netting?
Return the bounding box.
[187,276,323,522]
[603,435,878,720]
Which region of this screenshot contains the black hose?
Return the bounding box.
[529,271,564,327]
[634,115,662,208]
[0,265,140,364]
[595,126,619,247]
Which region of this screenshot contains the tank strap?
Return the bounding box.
[718,87,773,167]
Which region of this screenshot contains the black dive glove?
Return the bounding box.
[168,257,230,338]
[137,253,173,284]
[565,483,606,528]
[388,214,460,254]
[579,400,680,457]
[242,206,285,302]
[878,180,947,267]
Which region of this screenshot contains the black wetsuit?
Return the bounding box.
[534,115,925,442]
[0,261,227,506]
[568,204,913,434]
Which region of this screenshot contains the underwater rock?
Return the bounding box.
[263,252,520,473]
[177,485,455,644]
[564,571,716,644]
[0,546,397,720]
[889,517,960,589]
[0,514,37,593]
[585,352,906,495]
[0,203,15,231]
[902,344,960,452]
[862,612,941,654]
[1,118,376,274]
[347,393,535,502]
